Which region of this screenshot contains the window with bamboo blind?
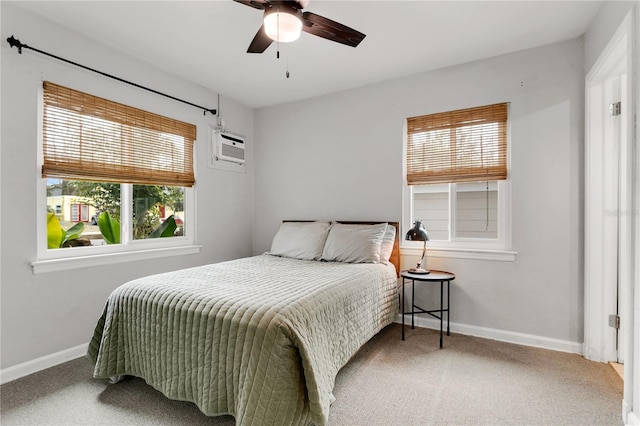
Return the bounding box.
[42,81,196,186]
[40,81,196,256]
[403,102,513,255]
[406,103,508,185]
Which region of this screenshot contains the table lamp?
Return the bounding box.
[405,220,430,274]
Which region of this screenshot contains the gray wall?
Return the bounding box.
[254,38,585,345]
[0,3,255,369]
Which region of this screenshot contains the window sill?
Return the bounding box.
[401,246,517,262]
[31,245,202,274]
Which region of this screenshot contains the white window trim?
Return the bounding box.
[34,84,200,273]
[400,246,517,262]
[402,181,515,261]
[34,180,200,274]
[31,244,202,274]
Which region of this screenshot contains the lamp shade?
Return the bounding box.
[405,220,429,242]
[263,8,302,43]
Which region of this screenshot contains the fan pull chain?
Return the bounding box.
[272,7,289,78]
[276,7,280,59]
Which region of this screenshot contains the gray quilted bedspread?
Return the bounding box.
[87,254,398,425]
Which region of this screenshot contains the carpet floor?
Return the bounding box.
[0,324,623,425]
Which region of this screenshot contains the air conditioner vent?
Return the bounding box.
[221,142,244,162]
[214,131,245,164]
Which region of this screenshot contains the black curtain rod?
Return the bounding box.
[6,35,217,116]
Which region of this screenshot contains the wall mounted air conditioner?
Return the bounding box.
[214,131,245,164]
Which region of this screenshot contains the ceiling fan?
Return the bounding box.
[233,0,366,53]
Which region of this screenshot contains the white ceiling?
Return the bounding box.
[13,1,603,108]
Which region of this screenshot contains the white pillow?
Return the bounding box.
[269,221,331,260]
[379,224,396,264]
[321,222,388,264]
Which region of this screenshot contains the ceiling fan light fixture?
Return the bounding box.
[263,8,302,43]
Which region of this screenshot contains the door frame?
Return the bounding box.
[584,10,632,363]
[584,9,637,424]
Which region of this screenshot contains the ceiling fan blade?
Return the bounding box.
[232,0,269,10]
[302,11,365,47]
[247,25,273,53]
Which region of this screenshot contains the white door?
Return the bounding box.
[610,73,631,365]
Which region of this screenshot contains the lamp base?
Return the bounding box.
[408,268,430,274]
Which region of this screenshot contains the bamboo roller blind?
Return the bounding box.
[407,102,508,185]
[42,81,196,187]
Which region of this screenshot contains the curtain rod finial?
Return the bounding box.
[7,35,24,54]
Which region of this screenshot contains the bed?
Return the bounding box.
[87,221,400,426]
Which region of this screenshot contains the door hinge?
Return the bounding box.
[609,101,622,117]
[609,314,620,329]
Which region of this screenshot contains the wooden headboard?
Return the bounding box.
[285,220,401,277]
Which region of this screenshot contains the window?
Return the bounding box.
[37,82,197,267]
[69,203,91,222]
[403,103,513,256]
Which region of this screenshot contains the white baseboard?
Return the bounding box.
[625,399,640,425]
[0,343,88,385]
[394,315,583,354]
[0,319,585,386]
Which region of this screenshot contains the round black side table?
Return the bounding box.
[401,270,456,348]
